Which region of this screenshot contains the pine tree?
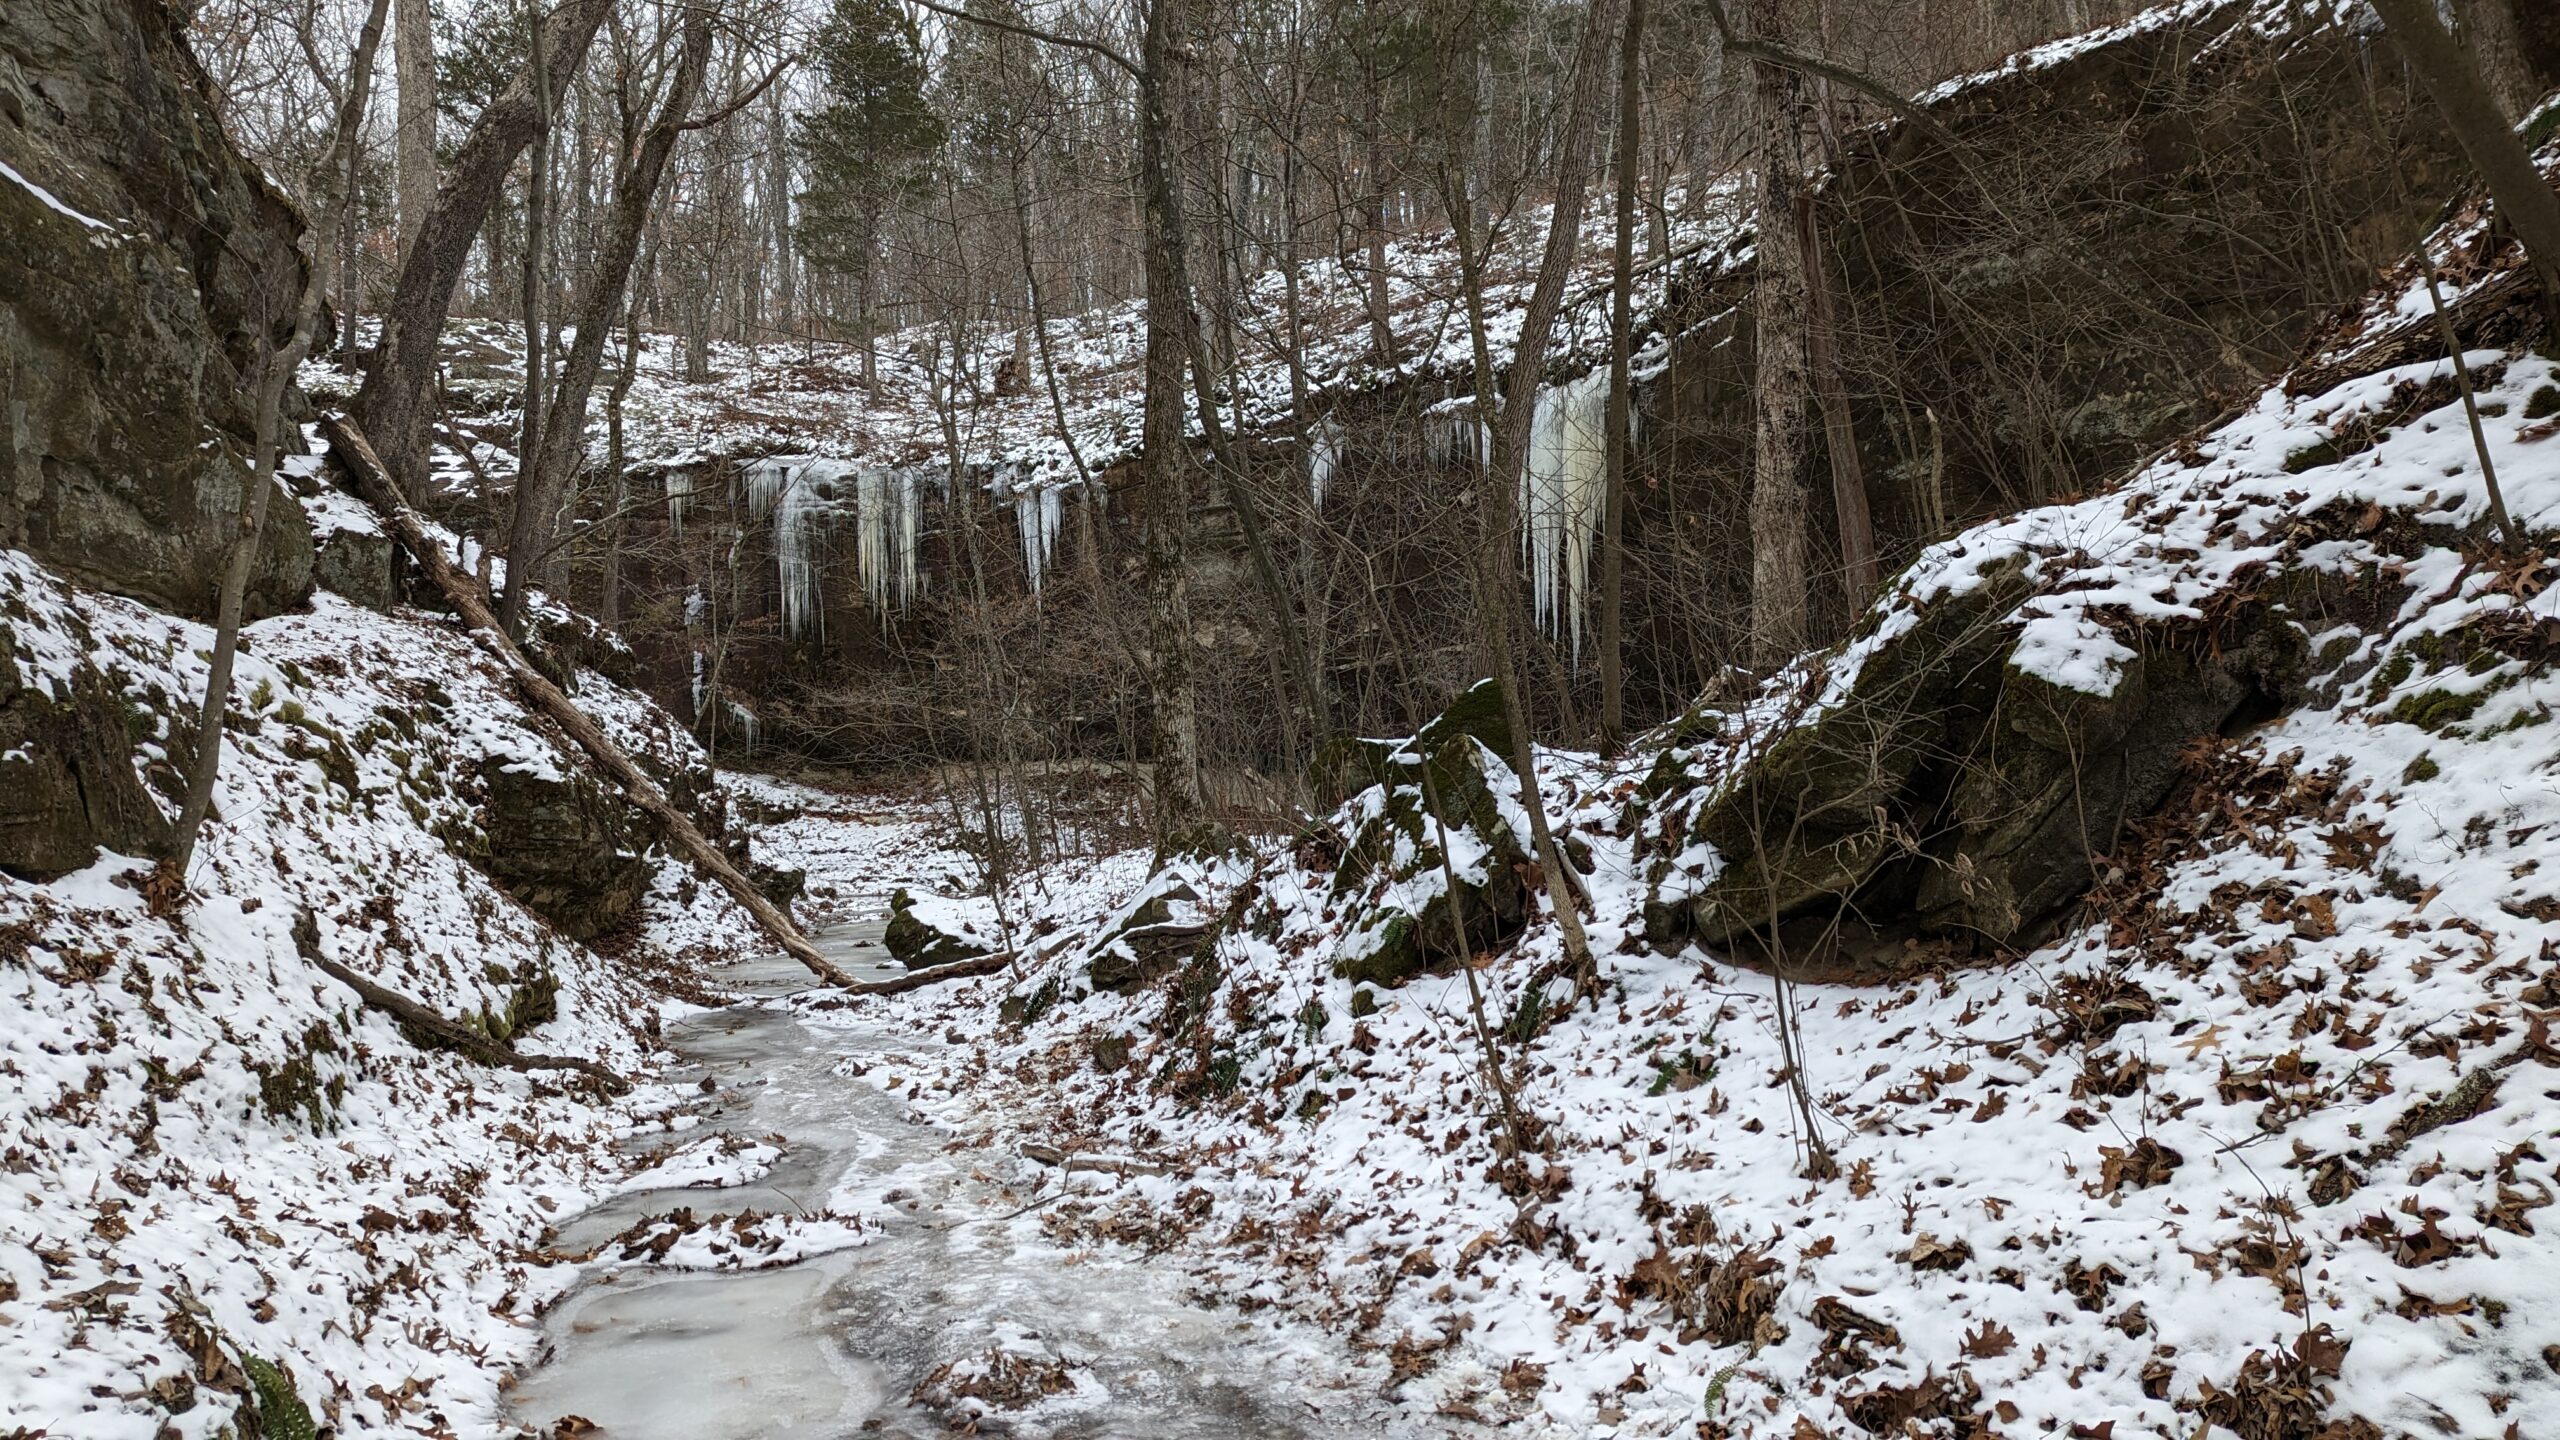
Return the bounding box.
[793,0,943,278]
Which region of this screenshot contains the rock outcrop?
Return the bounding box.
[1324,681,1537,988]
[0,0,314,620]
[469,764,653,941]
[0,622,172,879]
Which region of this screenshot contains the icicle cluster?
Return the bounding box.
[1519,369,1616,661]
[1424,402,1492,468]
[666,470,695,532]
[854,465,924,617]
[1007,474,1064,594]
[742,458,835,640]
[741,456,931,638]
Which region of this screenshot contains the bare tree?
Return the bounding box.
[394,0,436,258]
[352,0,620,498]
[174,0,395,875]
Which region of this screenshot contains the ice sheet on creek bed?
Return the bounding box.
[507,933,1444,1439]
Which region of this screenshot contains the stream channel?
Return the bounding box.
[504,912,1425,1439]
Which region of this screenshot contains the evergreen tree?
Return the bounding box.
[794,0,944,278]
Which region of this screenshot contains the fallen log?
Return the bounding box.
[295,908,630,1091]
[833,950,1014,996]
[319,414,856,987]
[1017,1142,1184,1178]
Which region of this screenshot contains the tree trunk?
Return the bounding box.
[1801,197,1875,604]
[1136,0,1209,845]
[323,416,857,987]
[351,0,618,500]
[1600,0,1644,750]
[504,8,713,641]
[1746,0,1813,669]
[768,85,795,334]
[394,0,435,260]
[173,0,392,875]
[1361,88,1397,365]
[1452,0,1623,998]
[503,1,554,643]
[2369,0,2560,334]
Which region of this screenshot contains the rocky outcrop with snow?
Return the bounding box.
[0,540,771,1438]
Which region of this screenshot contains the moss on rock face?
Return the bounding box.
[1644,562,2305,957]
[0,631,172,880]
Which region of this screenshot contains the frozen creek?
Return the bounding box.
[504,917,1430,1439]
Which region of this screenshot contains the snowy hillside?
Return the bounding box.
[0,536,788,1437]
[785,202,2560,1437]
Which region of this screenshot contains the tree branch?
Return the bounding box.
[1699,0,1958,147]
[905,0,1142,80]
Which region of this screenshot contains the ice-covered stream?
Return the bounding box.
[505,917,1431,1440]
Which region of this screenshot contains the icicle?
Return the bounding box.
[725,697,761,754]
[1308,418,1343,508]
[853,464,925,618]
[1518,369,1611,663]
[666,470,693,532]
[743,456,837,641]
[1013,479,1062,594]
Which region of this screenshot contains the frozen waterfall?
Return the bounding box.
[1519,369,1614,662]
[741,456,929,639]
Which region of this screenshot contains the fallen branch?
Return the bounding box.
[1017,1143,1184,1178]
[320,414,856,987]
[834,950,1014,996]
[296,911,629,1091]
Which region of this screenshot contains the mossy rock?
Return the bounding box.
[883,888,992,970]
[0,643,172,880]
[1645,558,2305,954]
[1324,693,1536,988]
[1312,677,1510,803]
[241,1354,316,1440]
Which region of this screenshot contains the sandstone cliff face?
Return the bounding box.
[0,0,314,620]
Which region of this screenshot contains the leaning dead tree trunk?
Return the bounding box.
[352,0,620,500]
[296,909,629,1089]
[321,415,857,988]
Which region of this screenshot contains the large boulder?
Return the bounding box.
[1325,681,1537,988]
[0,0,314,619]
[884,888,993,970]
[1641,561,2304,958]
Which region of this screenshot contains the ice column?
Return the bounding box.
[1519,368,1612,661]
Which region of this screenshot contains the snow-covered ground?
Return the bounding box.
[776,220,2560,1436]
[0,535,794,1437]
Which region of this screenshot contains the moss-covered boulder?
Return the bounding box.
[1313,677,1511,803]
[1643,561,2303,955]
[1326,683,1534,988]
[883,888,992,970]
